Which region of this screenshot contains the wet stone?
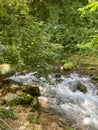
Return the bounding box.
[22,85,41,96]
[2,91,33,106]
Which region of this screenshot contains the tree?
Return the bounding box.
[0,0,62,75]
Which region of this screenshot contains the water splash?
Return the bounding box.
[9,72,98,130]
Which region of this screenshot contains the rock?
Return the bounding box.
[27,112,39,123]
[63,62,74,70]
[92,75,98,80]
[8,84,41,96]
[2,92,22,106]
[0,63,11,75]
[51,122,58,129]
[69,85,77,92]
[0,89,6,96]
[19,126,26,130]
[2,91,33,106]
[16,90,33,105]
[87,67,96,70]
[54,73,62,81]
[9,84,21,92]
[23,85,41,96]
[0,63,18,75]
[2,78,23,85]
[30,97,39,109]
[77,82,87,93]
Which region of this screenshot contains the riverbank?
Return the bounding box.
[0,55,98,130]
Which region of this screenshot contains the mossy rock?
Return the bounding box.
[2,91,33,106]
[27,112,39,124]
[87,66,96,70]
[92,75,98,80]
[23,85,41,96]
[16,90,33,105]
[63,62,74,70]
[77,82,87,93]
[30,97,39,109]
[2,92,22,106]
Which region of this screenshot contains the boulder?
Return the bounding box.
[2,92,22,106]
[2,91,33,106]
[77,82,87,93]
[22,85,41,96]
[8,85,41,96]
[16,90,33,105]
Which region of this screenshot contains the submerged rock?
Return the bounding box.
[69,82,87,93]
[77,82,87,93]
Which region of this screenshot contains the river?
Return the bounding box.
[8,72,98,130]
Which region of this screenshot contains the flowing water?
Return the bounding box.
[8,72,98,130]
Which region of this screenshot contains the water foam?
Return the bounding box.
[9,72,98,129]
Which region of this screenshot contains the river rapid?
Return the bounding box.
[8,72,98,130]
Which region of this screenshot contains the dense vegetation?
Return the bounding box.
[0,0,98,75]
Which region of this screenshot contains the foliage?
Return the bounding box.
[0,0,62,75]
[43,1,96,54]
[0,106,18,130]
[0,0,98,74]
[28,0,50,21]
[27,113,39,124]
[78,0,98,16]
[77,0,98,56]
[0,121,10,130]
[65,126,73,130]
[0,106,18,119]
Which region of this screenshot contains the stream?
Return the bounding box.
[8,72,98,130]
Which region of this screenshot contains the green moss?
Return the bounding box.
[87,66,95,70]
[30,97,39,109]
[27,113,39,124]
[0,106,18,130]
[0,121,11,130]
[65,127,73,130]
[77,82,87,93]
[63,62,74,70]
[92,75,98,80]
[0,106,18,119]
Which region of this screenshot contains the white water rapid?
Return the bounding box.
[8,72,98,130]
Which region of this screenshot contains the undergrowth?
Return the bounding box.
[0,106,18,130]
